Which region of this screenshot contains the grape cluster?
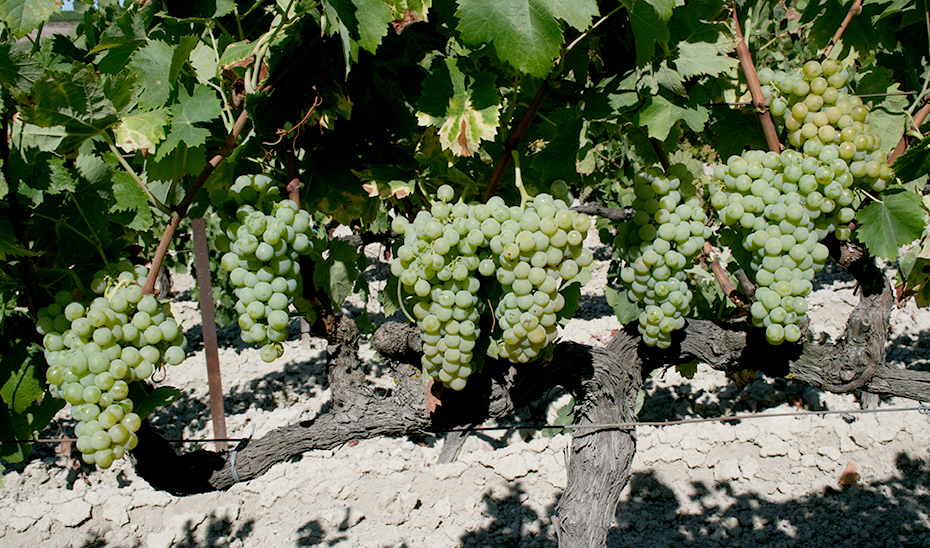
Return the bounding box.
[759,59,893,191]
[391,184,486,391]
[710,149,840,343]
[490,193,592,363]
[217,174,315,363]
[614,164,711,348]
[391,185,592,390]
[40,264,187,468]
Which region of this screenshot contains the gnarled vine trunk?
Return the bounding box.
[132,269,921,547]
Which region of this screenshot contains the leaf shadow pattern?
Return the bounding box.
[606,452,930,547]
[457,481,559,548]
[146,346,330,441]
[77,514,255,548]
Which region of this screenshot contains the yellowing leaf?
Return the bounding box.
[114,110,169,153]
[435,99,499,157]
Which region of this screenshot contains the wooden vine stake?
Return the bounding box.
[192,218,229,452]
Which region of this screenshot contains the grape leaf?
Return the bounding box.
[322,0,361,71]
[899,230,930,307]
[156,86,223,161]
[114,110,170,153]
[109,170,154,231]
[0,215,36,259]
[25,69,119,151]
[416,60,500,156]
[0,318,63,465]
[645,0,682,20]
[189,42,219,84]
[707,105,767,160]
[620,0,669,66]
[892,134,930,184]
[637,94,708,141]
[605,285,640,324]
[0,0,60,39]
[313,238,364,307]
[128,40,176,109]
[15,122,67,152]
[455,0,598,77]
[355,0,394,52]
[170,35,201,81]
[674,41,738,79]
[855,188,928,259]
[219,40,255,71]
[133,386,182,420]
[0,42,42,94]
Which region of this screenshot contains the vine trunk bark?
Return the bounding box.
[131,273,923,547]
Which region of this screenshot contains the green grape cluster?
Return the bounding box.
[710,149,841,344]
[490,193,593,363]
[391,185,592,390]
[217,174,315,363]
[40,265,187,469]
[391,184,486,391]
[758,59,894,191]
[614,164,711,348]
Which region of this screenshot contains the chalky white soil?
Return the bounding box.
[3,233,930,548]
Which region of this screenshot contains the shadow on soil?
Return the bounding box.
[605,451,930,548]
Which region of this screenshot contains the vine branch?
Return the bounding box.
[481,82,552,203]
[821,0,864,59]
[731,7,781,153]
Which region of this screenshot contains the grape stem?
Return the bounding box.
[511,151,531,210]
[702,241,749,309]
[397,279,416,323]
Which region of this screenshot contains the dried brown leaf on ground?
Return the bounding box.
[838,461,861,486]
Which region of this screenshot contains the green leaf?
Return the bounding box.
[605,285,640,324]
[855,188,928,259]
[893,134,930,183]
[900,231,930,307]
[0,42,42,94]
[644,0,682,20]
[110,171,154,231]
[674,41,738,79]
[156,86,223,161]
[170,35,201,81]
[0,0,60,39]
[637,94,708,141]
[621,0,669,66]
[114,110,170,153]
[706,105,767,160]
[14,122,67,152]
[355,0,394,52]
[218,40,255,71]
[0,215,37,259]
[313,238,365,307]
[25,69,119,151]
[189,41,219,84]
[456,0,598,77]
[676,359,699,379]
[133,386,181,419]
[128,40,176,109]
[0,318,63,465]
